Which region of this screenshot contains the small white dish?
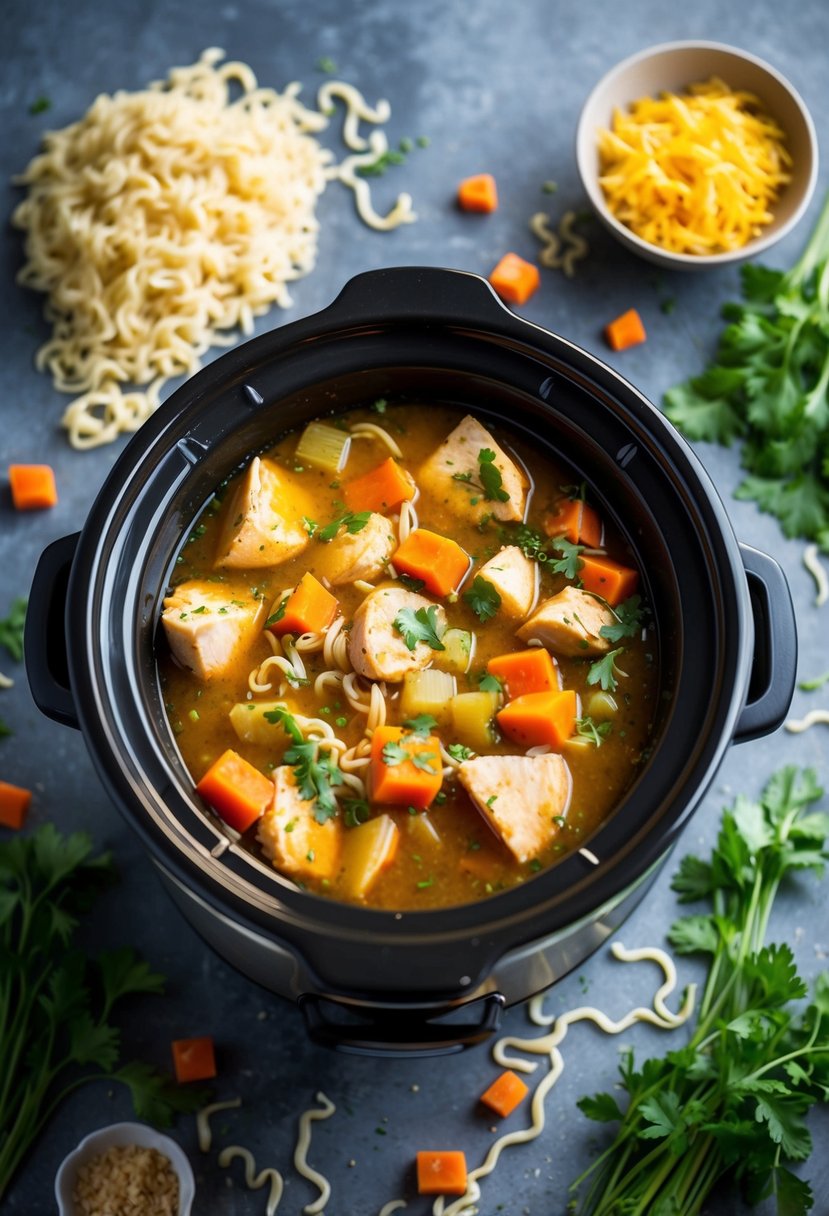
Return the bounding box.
[576,40,818,270]
[54,1121,195,1216]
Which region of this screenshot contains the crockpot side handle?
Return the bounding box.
[733,544,797,744]
[298,991,506,1057]
[25,533,81,730]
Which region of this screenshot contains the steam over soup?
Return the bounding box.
[158,404,657,909]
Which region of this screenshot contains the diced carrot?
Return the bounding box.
[543,498,603,548]
[488,253,540,306]
[171,1035,216,1083]
[8,464,58,510]
[343,456,415,515]
[480,1069,529,1118]
[416,1150,468,1196]
[458,173,498,213]
[267,572,338,637]
[370,725,443,810]
[579,555,639,607]
[0,781,32,831]
[195,749,273,833]
[605,308,646,351]
[392,528,470,598]
[487,649,560,700]
[496,689,577,749]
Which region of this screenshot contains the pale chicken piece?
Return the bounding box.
[517,586,616,657]
[417,414,529,523]
[215,456,313,569]
[161,581,264,681]
[458,753,572,863]
[348,586,447,683]
[477,545,538,618]
[313,512,396,587]
[257,766,342,882]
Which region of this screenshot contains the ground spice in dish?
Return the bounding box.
[73,1144,179,1216]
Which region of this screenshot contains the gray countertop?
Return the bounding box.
[2,1,828,1212]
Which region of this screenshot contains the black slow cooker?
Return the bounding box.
[26,267,796,1055]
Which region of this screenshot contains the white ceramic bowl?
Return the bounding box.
[54,1121,195,1216]
[576,40,818,270]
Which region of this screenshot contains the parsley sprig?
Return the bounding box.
[268,706,343,822]
[586,646,626,692]
[452,448,511,504]
[598,594,644,642]
[315,511,371,543]
[0,826,206,1200]
[571,766,829,1216]
[548,536,586,580]
[574,716,613,747]
[0,598,27,662]
[663,191,829,548]
[393,605,445,651]
[462,576,501,622]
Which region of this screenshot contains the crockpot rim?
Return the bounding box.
[62,267,753,995]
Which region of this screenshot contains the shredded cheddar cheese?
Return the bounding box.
[597,77,791,255]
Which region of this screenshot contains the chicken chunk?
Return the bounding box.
[417,414,529,523]
[517,586,616,657]
[348,586,447,683]
[476,545,538,618]
[313,512,396,587]
[215,457,313,569]
[458,753,571,863]
[257,766,342,882]
[161,581,264,681]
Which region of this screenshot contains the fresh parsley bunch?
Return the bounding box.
[0,826,207,1199]
[571,767,829,1216]
[664,192,829,547]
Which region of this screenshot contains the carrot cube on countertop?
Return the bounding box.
[488,253,540,306]
[604,308,646,351]
[8,464,58,511]
[480,1069,529,1118]
[458,173,498,213]
[0,781,33,831]
[416,1150,468,1196]
[171,1035,216,1083]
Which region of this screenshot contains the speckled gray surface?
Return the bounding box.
[2,1,829,1213]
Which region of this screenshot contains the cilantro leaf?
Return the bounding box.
[462,576,501,622]
[599,595,644,642]
[284,740,342,822]
[477,448,510,503]
[0,598,27,662]
[586,647,626,692]
[403,714,438,738]
[265,594,289,628]
[393,605,445,651]
[317,511,372,542]
[574,715,612,747]
[447,742,474,762]
[382,740,408,766]
[548,536,585,580]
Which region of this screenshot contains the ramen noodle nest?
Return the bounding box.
[12,49,414,449]
[596,76,791,255]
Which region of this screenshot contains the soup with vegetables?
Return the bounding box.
[158,404,657,909]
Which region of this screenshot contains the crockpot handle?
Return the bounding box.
[733,544,797,744]
[298,991,505,1057]
[25,533,81,730]
[325,266,511,327]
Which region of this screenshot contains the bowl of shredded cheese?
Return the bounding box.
[54,1122,195,1216]
[576,41,818,269]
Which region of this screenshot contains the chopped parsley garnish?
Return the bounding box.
[478,448,510,503]
[316,511,372,543]
[303,516,318,537]
[416,876,434,890]
[575,716,613,747]
[371,398,388,414]
[599,594,645,642]
[382,739,409,767]
[548,536,586,580]
[477,671,503,694]
[452,471,474,484]
[586,647,627,692]
[397,572,426,593]
[356,148,407,177]
[393,605,445,652]
[315,56,337,73]
[266,706,342,821]
[29,96,51,115]
[0,717,11,740]
[462,576,501,622]
[447,743,474,762]
[265,595,289,628]
[402,714,438,738]
[0,598,27,662]
[798,670,829,692]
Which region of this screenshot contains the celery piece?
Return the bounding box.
[295,421,351,474]
[433,627,474,674]
[400,669,456,725]
[450,690,499,751]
